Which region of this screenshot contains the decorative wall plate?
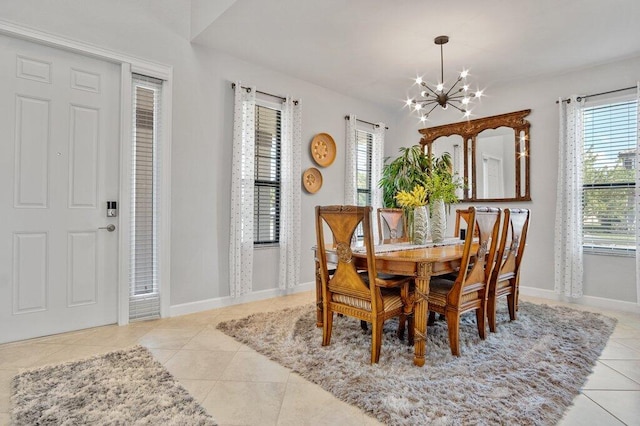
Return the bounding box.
[303,167,323,193]
[310,133,336,167]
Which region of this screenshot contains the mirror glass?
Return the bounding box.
[430,134,465,199]
[418,109,531,202]
[519,130,527,198]
[475,127,516,199]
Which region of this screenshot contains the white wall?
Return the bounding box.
[1,0,637,311]
[392,56,640,304]
[0,0,401,309]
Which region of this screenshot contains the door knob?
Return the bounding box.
[99,224,116,232]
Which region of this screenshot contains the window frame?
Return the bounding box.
[581,94,637,257]
[129,74,163,321]
[253,98,282,246]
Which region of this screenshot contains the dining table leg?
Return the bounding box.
[413,261,433,367]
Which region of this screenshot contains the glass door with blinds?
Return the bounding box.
[130,74,163,320]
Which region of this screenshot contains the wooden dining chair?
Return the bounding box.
[487,208,531,332]
[454,207,479,239]
[315,205,415,363]
[427,206,501,356]
[377,208,409,244]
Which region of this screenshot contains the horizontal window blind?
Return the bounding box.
[582,99,637,255]
[254,104,281,245]
[130,74,162,320]
[355,129,373,206]
[355,129,373,239]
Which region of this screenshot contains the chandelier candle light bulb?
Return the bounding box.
[407,35,483,122]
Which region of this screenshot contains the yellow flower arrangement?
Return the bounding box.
[395,184,428,208]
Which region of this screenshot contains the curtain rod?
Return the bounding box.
[556,85,636,104]
[231,83,299,105]
[344,115,389,130]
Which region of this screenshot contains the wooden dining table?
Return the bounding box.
[314,241,470,367]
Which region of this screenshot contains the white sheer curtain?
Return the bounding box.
[279,98,301,290]
[371,123,386,215]
[554,95,585,298]
[344,114,358,205]
[229,82,255,297]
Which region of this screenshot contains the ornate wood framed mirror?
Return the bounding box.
[419,109,531,202]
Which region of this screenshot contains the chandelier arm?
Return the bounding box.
[447,94,467,101]
[425,103,439,117]
[446,102,467,113]
[421,84,441,97]
[418,100,438,108]
[444,77,463,98]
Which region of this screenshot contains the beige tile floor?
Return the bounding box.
[0,292,639,425]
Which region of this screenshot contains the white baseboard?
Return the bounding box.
[519,286,640,314]
[170,282,639,318]
[169,281,316,317]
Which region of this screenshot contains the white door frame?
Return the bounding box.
[0,19,173,325]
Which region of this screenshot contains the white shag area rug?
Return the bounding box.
[217,301,616,426]
[11,345,216,425]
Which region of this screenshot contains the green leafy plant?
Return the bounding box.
[379,145,460,207]
[424,168,462,204]
[379,145,429,208]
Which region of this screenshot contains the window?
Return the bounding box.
[254,103,282,245]
[354,129,373,239]
[356,129,373,206]
[130,74,163,320]
[582,99,637,255]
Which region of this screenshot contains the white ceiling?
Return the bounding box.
[191,0,640,109]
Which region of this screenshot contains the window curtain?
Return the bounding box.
[279,98,301,290]
[344,114,358,205]
[371,123,386,215]
[229,82,255,297]
[554,95,585,298]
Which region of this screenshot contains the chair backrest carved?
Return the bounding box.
[454,208,479,238]
[491,208,531,286]
[377,208,409,244]
[448,206,502,306]
[315,205,383,313]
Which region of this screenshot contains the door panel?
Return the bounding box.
[0,34,120,344]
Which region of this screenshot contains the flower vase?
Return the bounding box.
[413,205,430,245]
[431,199,446,243]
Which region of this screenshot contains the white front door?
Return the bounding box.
[0,35,120,343]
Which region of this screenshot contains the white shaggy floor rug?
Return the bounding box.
[217,301,616,426]
[11,345,216,425]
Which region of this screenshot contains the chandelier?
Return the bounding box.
[406,35,483,123]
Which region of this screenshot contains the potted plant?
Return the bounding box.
[379,145,462,242]
[424,163,463,242]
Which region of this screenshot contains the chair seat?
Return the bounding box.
[428,278,480,309]
[332,290,404,313]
